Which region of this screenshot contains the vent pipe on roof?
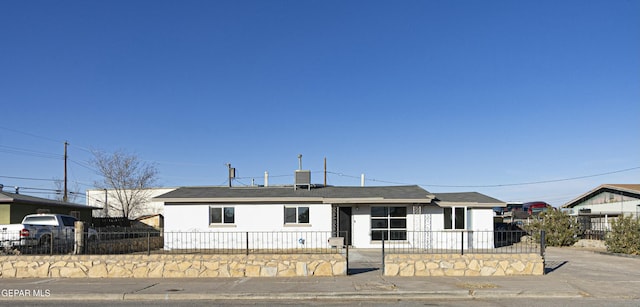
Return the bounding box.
[15,186,19,194]
[361,174,365,187]
[264,171,269,187]
[298,154,303,170]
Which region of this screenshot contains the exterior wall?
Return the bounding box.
[164,203,332,250]
[164,203,497,250]
[469,208,494,231]
[0,254,346,278]
[0,204,10,224]
[384,253,544,276]
[349,204,494,249]
[350,204,424,249]
[164,203,331,231]
[0,204,93,224]
[424,205,443,230]
[87,188,175,219]
[569,200,640,216]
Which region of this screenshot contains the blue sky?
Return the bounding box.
[1,0,638,207]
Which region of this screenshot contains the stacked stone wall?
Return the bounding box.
[0,254,346,278]
[385,253,544,276]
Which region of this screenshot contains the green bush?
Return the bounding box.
[605,215,640,255]
[525,210,578,247]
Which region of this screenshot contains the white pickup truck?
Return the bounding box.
[0,214,97,252]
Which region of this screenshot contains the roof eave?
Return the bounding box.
[322,197,433,204]
[435,201,506,208]
[160,197,325,203]
[562,184,640,208]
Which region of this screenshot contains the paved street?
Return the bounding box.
[0,247,638,305]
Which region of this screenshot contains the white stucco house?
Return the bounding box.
[562,184,640,217]
[154,183,504,250]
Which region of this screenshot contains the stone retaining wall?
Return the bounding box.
[0,254,346,278]
[384,253,544,276]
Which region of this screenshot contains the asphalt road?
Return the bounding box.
[1,246,639,305]
[7,297,640,307]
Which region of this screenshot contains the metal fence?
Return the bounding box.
[0,229,79,255]
[576,216,611,240]
[383,230,543,255]
[1,230,344,255]
[2,229,543,256]
[163,231,341,254]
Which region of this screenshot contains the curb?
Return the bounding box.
[0,290,584,301]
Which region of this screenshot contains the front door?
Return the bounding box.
[338,207,352,246]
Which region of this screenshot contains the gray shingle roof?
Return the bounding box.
[0,191,99,209]
[434,192,505,206]
[155,185,433,202]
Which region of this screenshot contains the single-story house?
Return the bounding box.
[154,184,505,249]
[562,184,640,217]
[0,189,96,224]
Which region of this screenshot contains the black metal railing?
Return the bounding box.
[0,229,78,255]
[576,216,611,240]
[3,229,545,256]
[382,230,542,255]
[162,231,341,255]
[1,230,344,255]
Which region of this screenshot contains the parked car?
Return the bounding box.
[522,202,553,216]
[502,202,525,219]
[0,214,97,253]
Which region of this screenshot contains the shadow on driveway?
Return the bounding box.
[545,260,568,274]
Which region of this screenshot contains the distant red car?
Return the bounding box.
[522,202,553,215]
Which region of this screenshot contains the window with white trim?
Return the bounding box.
[371,206,407,240]
[209,206,235,224]
[284,206,309,224]
[444,207,466,230]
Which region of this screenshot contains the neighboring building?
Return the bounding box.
[154,184,505,249]
[86,188,176,219]
[135,214,164,229]
[0,189,96,224]
[562,184,640,217]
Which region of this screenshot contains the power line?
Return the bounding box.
[0,145,63,160]
[328,166,640,188]
[0,126,63,143]
[0,175,56,182]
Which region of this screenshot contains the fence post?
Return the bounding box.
[381,237,385,276]
[540,230,546,257]
[245,232,249,256]
[345,240,349,275]
[460,231,464,255]
[50,230,54,255]
[147,232,151,256]
[74,221,84,255]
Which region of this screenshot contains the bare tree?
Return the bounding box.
[52,178,80,203]
[91,150,158,219]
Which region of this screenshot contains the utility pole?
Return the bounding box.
[63,141,68,202]
[324,157,327,186]
[226,163,235,187]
